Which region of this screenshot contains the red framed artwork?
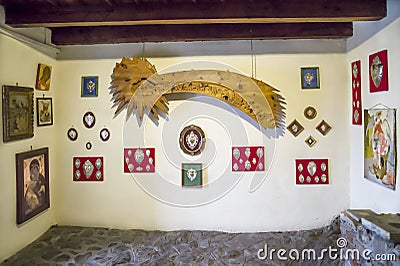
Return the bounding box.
[73,157,104,181]
[369,50,388,93]
[232,146,264,172]
[351,60,362,125]
[295,159,329,185]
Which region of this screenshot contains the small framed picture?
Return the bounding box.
[182,163,203,187]
[301,67,320,89]
[36,98,53,127]
[35,63,52,91]
[16,147,50,224]
[81,76,98,97]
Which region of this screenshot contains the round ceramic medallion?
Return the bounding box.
[179,124,205,156]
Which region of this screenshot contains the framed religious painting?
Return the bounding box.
[16,147,50,224]
[301,67,320,89]
[35,63,52,91]
[81,76,98,97]
[369,50,388,93]
[182,163,203,187]
[364,108,397,190]
[2,85,34,142]
[36,97,53,127]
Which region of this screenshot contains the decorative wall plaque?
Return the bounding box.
[100,128,110,141]
[83,111,96,129]
[295,159,329,185]
[67,127,78,141]
[316,120,332,136]
[110,57,286,129]
[304,106,317,120]
[85,141,92,150]
[81,76,98,97]
[182,163,203,187]
[369,50,388,93]
[301,67,320,89]
[232,146,265,172]
[73,156,104,181]
[305,135,317,147]
[351,60,362,125]
[124,147,155,173]
[287,119,304,137]
[179,125,205,156]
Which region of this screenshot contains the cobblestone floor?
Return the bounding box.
[2,218,342,265]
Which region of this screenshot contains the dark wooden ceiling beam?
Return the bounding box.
[51,23,353,45]
[4,0,386,27]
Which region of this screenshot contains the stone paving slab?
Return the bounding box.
[1,218,342,265]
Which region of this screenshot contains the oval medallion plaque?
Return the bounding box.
[370,55,383,88]
[83,111,96,129]
[179,124,205,156]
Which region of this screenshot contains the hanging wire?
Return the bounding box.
[250,40,254,78]
[368,103,395,110]
[142,42,146,59]
[250,40,257,79]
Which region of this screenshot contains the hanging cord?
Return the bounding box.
[368,103,395,110]
[141,42,146,59]
[250,40,257,79]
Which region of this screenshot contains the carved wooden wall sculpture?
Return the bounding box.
[110,57,286,129]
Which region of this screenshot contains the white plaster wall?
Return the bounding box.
[0,34,57,261]
[53,54,349,232]
[348,17,400,212]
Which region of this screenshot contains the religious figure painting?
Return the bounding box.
[35,63,52,91]
[16,147,50,224]
[36,98,53,126]
[2,85,34,142]
[364,108,397,190]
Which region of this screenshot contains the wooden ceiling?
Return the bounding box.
[0,0,387,45]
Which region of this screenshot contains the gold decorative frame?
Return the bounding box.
[2,85,34,142]
[316,120,332,136]
[287,119,304,137]
[304,106,317,120]
[305,135,317,147]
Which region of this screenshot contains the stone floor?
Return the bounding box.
[2,218,342,265]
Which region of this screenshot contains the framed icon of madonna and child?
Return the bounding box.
[16,147,50,224]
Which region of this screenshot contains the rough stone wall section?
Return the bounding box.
[340,211,400,266]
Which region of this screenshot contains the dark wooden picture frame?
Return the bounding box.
[182,163,203,187]
[81,76,99,97]
[36,97,53,126]
[301,67,320,89]
[2,85,34,142]
[16,147,50,224]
